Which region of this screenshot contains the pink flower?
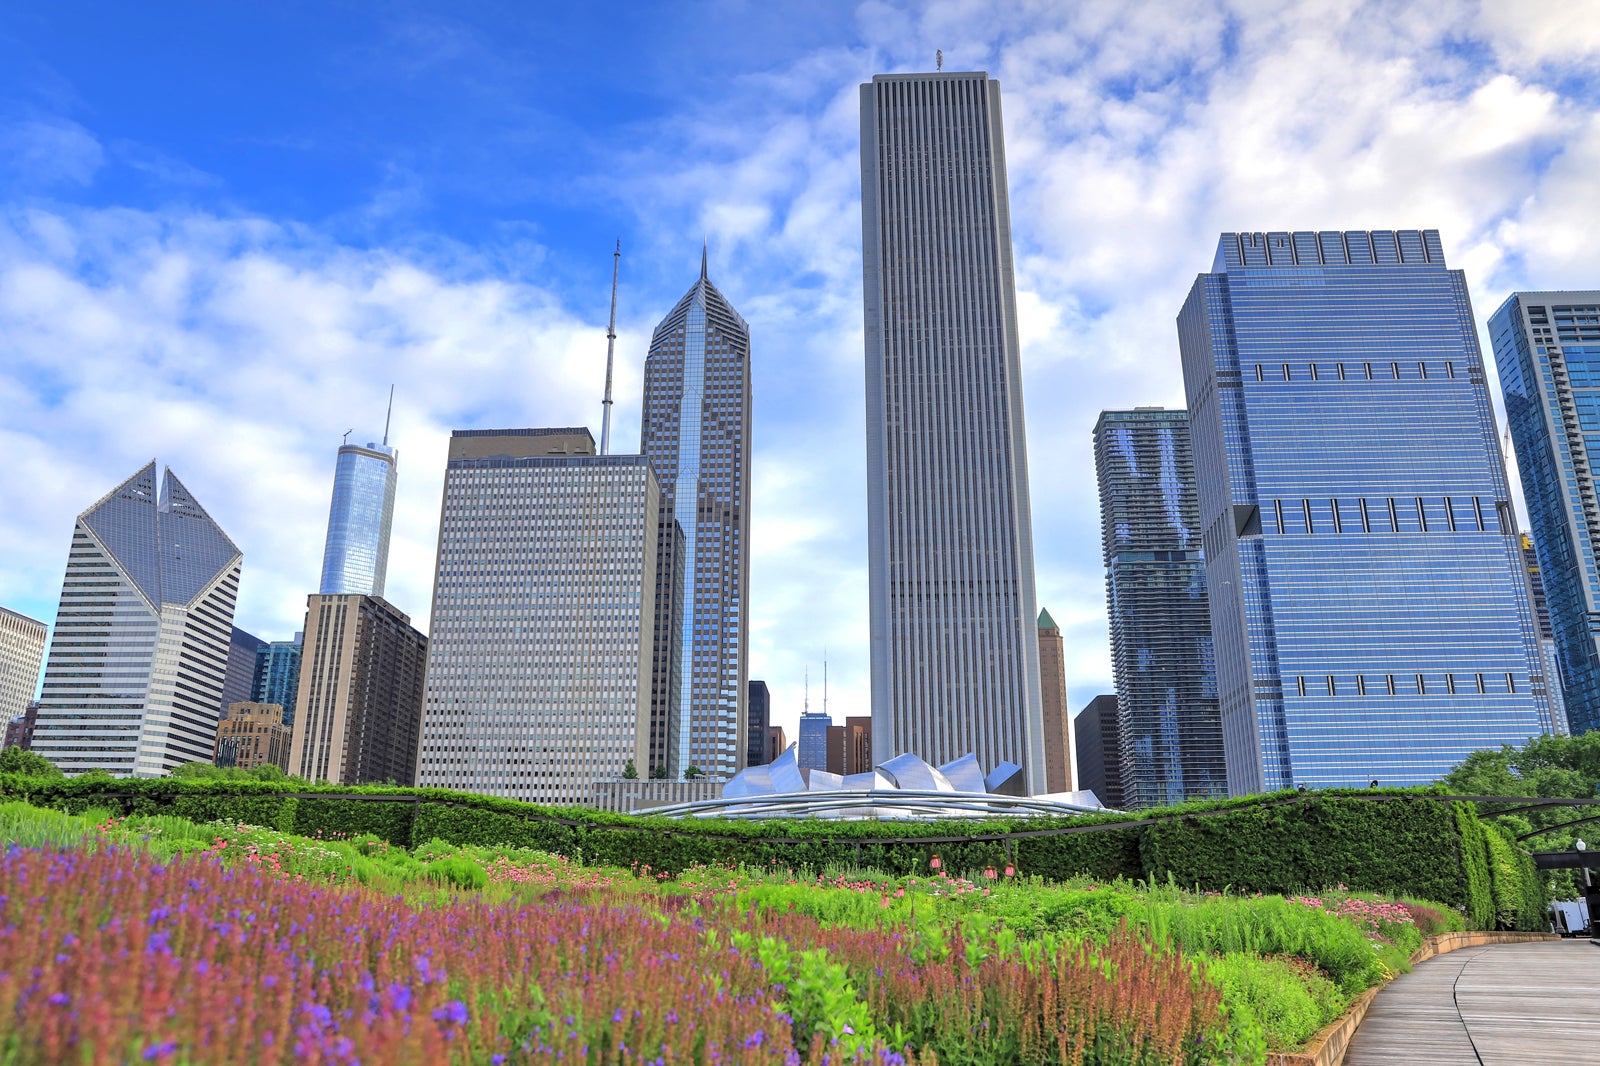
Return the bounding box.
[929,856,942,870]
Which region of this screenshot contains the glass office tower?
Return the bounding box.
[639,254,752,780]
[1517,535,1570,736]
[320,442,397,598]
[253,633,303,726]
[32,463,243,776]
[1492,292,1600,736]
[860,70,1046,791]
[1178,230,1551,793]
[1093,409,1228,808]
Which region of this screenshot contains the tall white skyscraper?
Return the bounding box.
[859,70,1046,791]
[0,606,47,727]
[415,429,660,802]
[32,463,242,776]
[639,254,752,779]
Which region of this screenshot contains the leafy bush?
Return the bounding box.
[1204,953,1345,1050]
[0,747,60,778]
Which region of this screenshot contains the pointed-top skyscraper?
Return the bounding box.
[34,462,243,776]
[640,252,752,778]
[860,70,1046,790]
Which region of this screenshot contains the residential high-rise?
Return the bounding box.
[1519,534,1570,736]
[842,716,872,776]
[746,680,770,766]
[319,441,397,598]
[33,463,242,776]
[215,701,292,773]
[1492,292,1600,736]
[4,701,39,751]
[221,627,265,718]
[415,429,659,802]
[0,606,48,726]
[860,70,1046,790]
[1037,609,1076,793]
[1179,230,1551,793]
[253,633,303,727]
[288,594,427,786]
[639,254,752,780]
[1073,694,1125,809]
[1093,409,1227,807]
[797,711,831,773]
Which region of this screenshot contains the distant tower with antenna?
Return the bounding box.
[601,240,621,455]
[319,389,400,598]
[797,661,832,772]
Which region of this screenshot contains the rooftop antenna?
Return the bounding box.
[342,429,353,445]
[382,384,395,447]
[936,49,943,71]
[823,648,829,720]
[803,666,810,716]
[601,240,621,455]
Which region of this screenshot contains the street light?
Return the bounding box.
[1578,839,1588,852]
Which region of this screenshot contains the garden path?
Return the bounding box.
[1343,939,1600,1065]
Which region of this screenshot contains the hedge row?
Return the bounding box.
[0,774,1544,929]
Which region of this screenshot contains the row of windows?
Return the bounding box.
[1250,360,1461,382]
[1266,496,1501,535]
[1292,672,1518,697]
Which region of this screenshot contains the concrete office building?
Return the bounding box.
[826,716,872,776]
[320,440,398,598]
[215,701,292,772]
[4,701,39,751]
[415,429,660,802]
[765,725,788,764]
[1492,292,1600,735]
[0,606,47,726]
[1519,534,1570,736]
[1094,409,1227,808]
[746,680,771,766]
[1074,694,1125,809]
[639,254,752,780]
[289,594,427,786]
[1037,609,1075,794]
[860,70,1046,791]
[33,463,242,776]
[1179,230,1550,793]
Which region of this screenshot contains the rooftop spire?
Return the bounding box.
[382,384,394,447]
[700,238,708,281]
[601,239,620,456]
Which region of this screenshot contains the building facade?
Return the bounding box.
[4,701,39,751]
[414,429,659,802]
[639,255,752,780]
[746,680,770,766]
[320,441,398,598]
[797,711,831,773]
[1179,230,1551,793]
[215,701,291,772]
[1492,292,1600,736]
[0,606,47,726]
[221,627,265,718]
[1037,609,1076,794]
[253,634,303,726]
[765,725,788,764]
[1074,694,1125,809]
[1519,534,1570,736]
[33,463,242,777]
[288,593,427,786]
[1093,409,1227,808]
[860,70,1046,791]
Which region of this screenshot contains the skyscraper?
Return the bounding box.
[0,606,47,727]
[1179,230,1550,793]
[797,710,831,773]
[1093,409,1227,808]
[415,429,660,802]
[1492,292,1600,735]
[253,633,303,726]
[221,626,265,718]
[1074,694,1125,809]
[319,440,397,598]
[640,254,751,779]
[1518,534,1570,737]
[289,594,427,786]
[1036,609,1076,794]
[32,463,242,776]
[746,680,770,766]
[860,70,1046,790]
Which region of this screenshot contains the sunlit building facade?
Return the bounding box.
[860,70,1046,791]
[1179,230,1551,793]
[32,463,243,776]
[0,606,47,726]
[1037,609,1076,794]
[416,429,659,802]
[320,442,397,598]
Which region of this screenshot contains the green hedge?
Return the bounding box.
[0,774,1539,928]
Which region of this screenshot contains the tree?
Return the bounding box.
[650,764,668,780]
[0,746,62,778]
[622,759,639,780]
[683,765,704,780]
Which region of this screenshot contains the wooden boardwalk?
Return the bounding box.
[1344,939,1600,1065]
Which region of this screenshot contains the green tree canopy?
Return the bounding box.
[0,746,62,778]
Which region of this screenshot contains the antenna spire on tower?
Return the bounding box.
[601,239,621,456]
[823,649,829,720]
[700,238,708,281]
[936,49,943,71]
[803,665,809,716]
[382,384,395,447]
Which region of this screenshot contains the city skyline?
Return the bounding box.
[3,4,1600,746]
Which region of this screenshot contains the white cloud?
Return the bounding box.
[1,119,104,188]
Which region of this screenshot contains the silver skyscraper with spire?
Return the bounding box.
[640,249,752,779]
[319,396,398,598]
[859,70,1047,791]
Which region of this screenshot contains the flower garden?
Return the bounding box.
[0,798,1477,1066]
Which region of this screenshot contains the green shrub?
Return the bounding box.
[423,854,489,890]
[1204,953,1345,1050]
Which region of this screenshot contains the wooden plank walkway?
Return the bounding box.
[1344,939,1600,1065]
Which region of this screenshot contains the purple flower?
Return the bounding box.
[744,1030,766,1048]
[432,1000,469,1027]
[47,992,70,1006]
[141,1042,178,1061]
[612,1008,624,1023]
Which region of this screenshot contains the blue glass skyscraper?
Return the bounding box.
[253,633,303,726]
[320,441,397,598]
[1178,230,1552,793]
[1492,292,1600,735]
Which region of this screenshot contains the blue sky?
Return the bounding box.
[3,0,1600,740]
